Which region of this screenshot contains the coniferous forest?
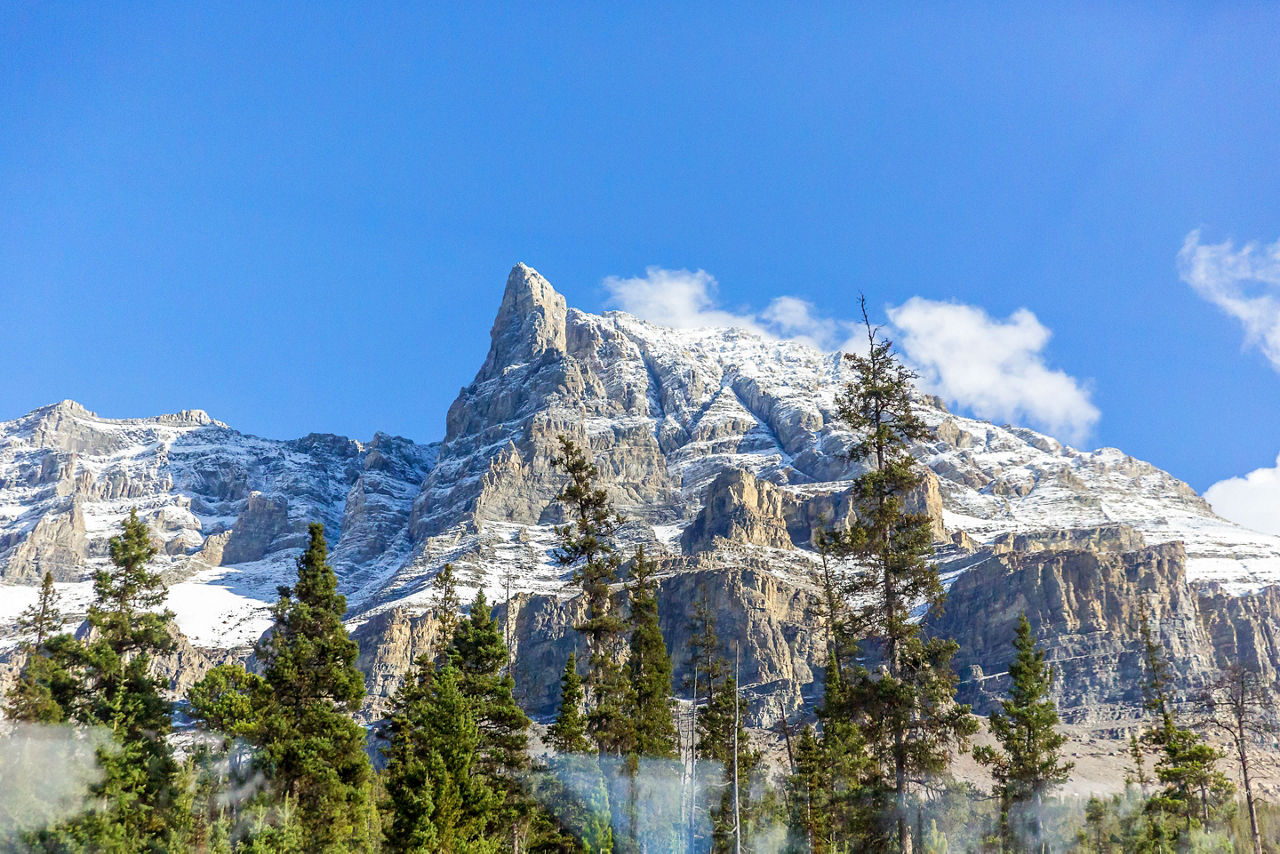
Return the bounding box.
[4,315,1279,853]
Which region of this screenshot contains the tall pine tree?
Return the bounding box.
[5,571,68,723]
[430,562,463,662]
[549,652,592,754]
[254,522,376,852]
[551,436,633,755]
[381,663,498,852]
[1133,603,1233,839]
[824,300,975,853]
[626,546,677,760]
[973,614,1073,851]
[33,509,186,851]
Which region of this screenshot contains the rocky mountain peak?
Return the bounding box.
[478,263,568,382]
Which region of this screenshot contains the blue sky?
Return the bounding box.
[4,4,1280,510]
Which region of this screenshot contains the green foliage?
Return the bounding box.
[19,570,63,644]
[973,613,1073,850]
[431,562,463,660]
[812,302,974,852]
[6,571,70,723]
[381,664,500,852]
[699,671,761,853]
[625,546,677,760]
[689,604,761,852]
[381,587,583,852]
[188,664,268,737]
[1134,603,1235,838]
[252,522,376,852]
[25,508,189,851]
[552,436,633,755]
[451,589,544,846]
[787,664,881,851]
[549,653,592,754]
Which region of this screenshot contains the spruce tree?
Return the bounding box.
[689,606,760,853]
[449,588,531,775]
[787,725,829,850]
[549,652,592,754]
[5,571,68,723]
[825,300,975,853]
[33,509,185,850]
[431,562,463,660]
[381,664,498,852]
[19,570,63,644]
[1134,603,1233,838]
[697,666,760,853]
[626,546,678,759]
[973,614,1073,851]
[255,522,376,852]
[552,436,633,754]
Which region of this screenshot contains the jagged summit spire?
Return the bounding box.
[478,263,568,381]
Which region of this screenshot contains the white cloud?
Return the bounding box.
[605,268,1098,443]
[603,267,858,351]
[602,268,770,337]
[886,298,1099,446]
[1178,230,1280,370]
[1205,454,1280,536]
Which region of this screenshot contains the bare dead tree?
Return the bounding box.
[1196,664,1273,854]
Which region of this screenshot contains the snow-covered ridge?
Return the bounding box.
[0,400,437,648]
[3,264,1279,654]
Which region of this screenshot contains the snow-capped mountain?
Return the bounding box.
[3,262,1279,661]
[0,402,436,648]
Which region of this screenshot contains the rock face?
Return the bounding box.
[0,401,437,649]
[933,533,1280,732]
[5,264,1280,735]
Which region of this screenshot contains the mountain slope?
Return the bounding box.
[2,262,1278,665]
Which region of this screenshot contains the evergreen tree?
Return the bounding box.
[687,596,726,707]
[381,664,499,853]
[625,546,678,759]
[786,725,828,850]
[19,570,63,645]
[33,508,185,850]
[546,653,615,851]
[188,663,269,737]
[549,652,592,754]
[5,571,68,723]
[809,527,853,682]
[689,612,761,854]
[1134,602,1233,839]
[449,588,532,776]
[973,614,1073,852]
[552,436,633,755]
[449,588,539,847]
[255,522,376,852]
[431,562,463,661]
[698,667,760,853]
[824,300,975,853]
[793,658,880,851]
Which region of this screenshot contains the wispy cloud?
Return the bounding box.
[1205,454,1280,536]
[603,267,1099,445]
[887,298,1099,446]
[1178,229,1280,370]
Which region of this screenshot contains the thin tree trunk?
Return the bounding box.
[779,714,795,774]
[1239,728,1261,854]
[897,744,911,854]
[733,644,742,854]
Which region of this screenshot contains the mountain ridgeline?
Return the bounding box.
[3,262,1280,739]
